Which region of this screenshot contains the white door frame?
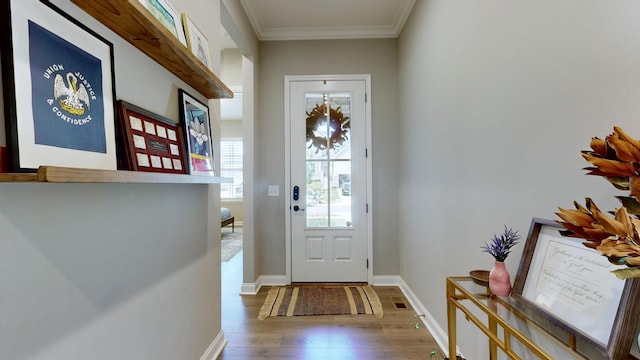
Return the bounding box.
[284,74,373,284]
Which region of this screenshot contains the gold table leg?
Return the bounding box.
[489,315,498,360]
[447,280,457,360]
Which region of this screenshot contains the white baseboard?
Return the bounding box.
[240,282,259,295]
[396,277,455,356]
[200,330,227,360]
[259,275,286,286]
[240,275,286,295]
[372,275,402,286]
[373,275,454,356]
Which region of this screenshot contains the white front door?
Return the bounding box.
[287,77,369,282]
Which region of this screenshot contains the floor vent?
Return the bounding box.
[392,297,408,309]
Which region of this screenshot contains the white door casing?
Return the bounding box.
[285,75,372,283]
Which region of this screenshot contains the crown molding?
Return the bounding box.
[240,0,415,41]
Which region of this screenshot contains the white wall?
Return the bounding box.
[221,49,243,88]
[398,0,640,357]
[256,39,400,277]
[0,0,227,358]
[221,0,259,60]
[220,0,260,289]
[0,184,219,360]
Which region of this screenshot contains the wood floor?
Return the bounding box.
[219,251,440,359]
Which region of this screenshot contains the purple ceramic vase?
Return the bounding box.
[489,261,511,296]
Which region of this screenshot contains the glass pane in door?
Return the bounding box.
[303,91,352,228]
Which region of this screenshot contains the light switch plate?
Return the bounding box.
[268,185,279,197]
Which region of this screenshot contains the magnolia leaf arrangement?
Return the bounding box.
[481,226,521,262]
[306,103,350,153]
[556,126,640,279]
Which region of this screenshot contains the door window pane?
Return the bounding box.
[304,92,352,228]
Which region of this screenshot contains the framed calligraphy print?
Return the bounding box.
[116,100,188,174]
[0,0,117,172]
[512,218,640,359]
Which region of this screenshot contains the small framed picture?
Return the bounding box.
[116,100,188,174]
[1,0,117,172]
[138,0,187,46]
[181,13,212,69]
[178,89,214,176]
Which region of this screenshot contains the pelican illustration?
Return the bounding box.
[54,72,90,116]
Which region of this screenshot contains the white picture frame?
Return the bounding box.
[181,13,212,69]
[1,0,117,171]
[138,0,187,46]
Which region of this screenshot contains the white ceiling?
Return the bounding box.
[239,0,416,41]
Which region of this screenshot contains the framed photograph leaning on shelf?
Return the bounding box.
[178,89,215,176]
[181,13,212,69]
[138,0,187,46]
[0,0,117,172]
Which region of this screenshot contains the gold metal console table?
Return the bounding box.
[446,276,585,360]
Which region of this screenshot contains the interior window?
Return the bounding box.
[220,138,243,199]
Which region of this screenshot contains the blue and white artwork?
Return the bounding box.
[29,20,106,153]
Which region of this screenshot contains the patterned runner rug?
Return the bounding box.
[221,227,242,262]
[258,285,383,320]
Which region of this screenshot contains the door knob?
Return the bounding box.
[293,205,305,212]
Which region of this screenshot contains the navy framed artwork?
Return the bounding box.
[0,0,117,172]
[178,89,214,176]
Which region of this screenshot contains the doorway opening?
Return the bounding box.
[220,11,255,296]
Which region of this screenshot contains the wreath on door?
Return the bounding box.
[305,103,350,152]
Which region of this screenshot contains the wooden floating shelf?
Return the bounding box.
[70,0,233,99]
[0,166,232,184]
[0,173,38,182]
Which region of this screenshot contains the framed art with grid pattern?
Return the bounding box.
[116,100,187,174]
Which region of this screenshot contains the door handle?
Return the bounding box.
[293,205,305,212]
